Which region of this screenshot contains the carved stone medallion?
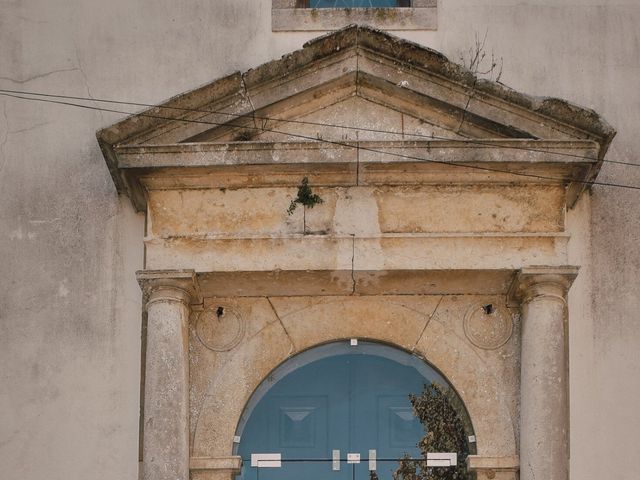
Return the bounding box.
[196,306,245,352]
[463,303,513,350]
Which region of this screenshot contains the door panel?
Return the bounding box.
[240,355,350,480]
[270,395,328,451]
[237,342,466,480]
[350,354,423,460]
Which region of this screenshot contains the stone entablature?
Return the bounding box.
[98,25,615,480]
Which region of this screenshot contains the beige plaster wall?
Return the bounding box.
[1,1,639,480]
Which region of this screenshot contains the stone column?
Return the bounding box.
[137,270,199,480]
[509,267,578,480]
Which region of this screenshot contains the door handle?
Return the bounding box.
[368,449,376,471]
[347,453,361,464]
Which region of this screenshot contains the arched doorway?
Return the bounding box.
[235,341,474,480]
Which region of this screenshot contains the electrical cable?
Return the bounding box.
[1,87,637,168]
[1,90,639,191]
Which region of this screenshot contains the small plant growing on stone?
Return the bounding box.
[458,30,503,83]
[393,383,470,480]
[233,129,255,141]
[287,177,323,215]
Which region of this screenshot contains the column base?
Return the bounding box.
[190,456,242,480]
[467,456,519,480]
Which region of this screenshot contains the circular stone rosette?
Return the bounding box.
[463,303,513,350]
[196,306,245,352]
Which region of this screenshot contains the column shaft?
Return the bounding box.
[520,284,568,480]
[143,286,191,480]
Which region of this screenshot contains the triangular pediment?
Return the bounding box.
[98,25,615,211]
[190,90,469,144]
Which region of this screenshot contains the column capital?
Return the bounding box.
[507,266,579,307]
[136,269,201,307]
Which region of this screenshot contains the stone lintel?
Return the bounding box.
[189,456,242,472]
[466,455,519,472]
[194,269,516,297]
[145,235,569,274]
[507,266,579,307]
[136,269,202,305]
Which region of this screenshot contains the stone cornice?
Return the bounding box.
[114,139,598,211]
[115,139,598,168]
[95,24,615,146]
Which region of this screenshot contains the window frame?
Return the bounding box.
[302,0,411,7]
[272,0,437,32]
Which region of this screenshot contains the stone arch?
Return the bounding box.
[232,340,476,463]
[191,296,517,460]
[413,310,518,457]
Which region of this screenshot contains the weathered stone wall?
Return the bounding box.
[144,184,568,273]
[1,1,639,480]
[190,295,519,460]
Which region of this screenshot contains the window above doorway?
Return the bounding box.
[272,0,437,31]
[307,0,411,7]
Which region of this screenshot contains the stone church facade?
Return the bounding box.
[2,3,639,480]
[100,24,614,480]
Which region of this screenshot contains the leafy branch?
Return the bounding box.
[393,383,470,480]
[287,177,324,215]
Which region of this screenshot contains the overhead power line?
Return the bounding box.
[1,90,639,192]
[1,87,637,168]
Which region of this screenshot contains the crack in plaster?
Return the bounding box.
[267,297,296,354]
[28,217,61,225]
[0,102,8,175]
[240,72,258,132]
[428,309,488,363]
[350,233,356,294]
[8,121,51,135]
[72,39,104,123]
[456,77,478,137]
[355,140,360,186]
[411,295,443,351]
[0,67,79,85]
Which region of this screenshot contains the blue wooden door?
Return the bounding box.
[237,342,446,480]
